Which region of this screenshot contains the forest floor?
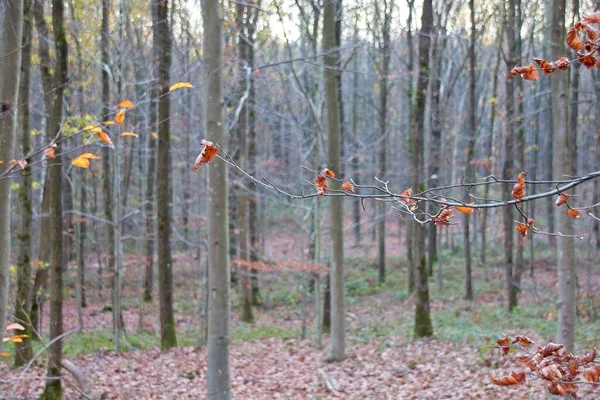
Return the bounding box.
[2,229,600,399]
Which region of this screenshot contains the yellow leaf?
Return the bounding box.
[84,125,102,133]
[0,352,9,357]
[121,131,138,137]
[3,336,22,343]
[114,110,125,126]
[71,153,100,169]
[169,82,193,92]
[5,323,25,331]
[98,131,114,148]
[116,100,134,109]
[102,120,115,126]
[151,132,159,139]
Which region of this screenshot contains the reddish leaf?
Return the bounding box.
[490,371,526,386]
[539,363,563,381]
[582,366,599,382]
[555,193,569,206]
[567,208,581,219]
[516,222,528,238]
[323,168,335,178]
[9,159,27,170]
[511,172,526,200]
[433,208,452,226]
[539,343,565,357]
[194,140,218,170]
[575,21,599,40]
[398,187,414,206]
[579,347,596,363]
[548,381,566,396]
[583,11,600,23]
[341,181,355,194]
[533,58,556,75]
[567,26,584,51]
[512,335,534,348]
[315,174,328,196]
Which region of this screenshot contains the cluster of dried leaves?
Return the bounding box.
[231,258,328,274]
[1,322,29,358]
[493,335,600,397]
[510,12,600,80]
[313,168,355,196]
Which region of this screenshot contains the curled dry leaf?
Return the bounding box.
[433,208,452,226]
[115,100,134,109]
[579,347,596,363]
[490,371,526,386]
[575,21,599,40]
[44,147,55,159]
[539,343,565,357]
[323,168,335,178]
[512,335,534,348]
[567,208,581,219]
[315,174,328,196]
[341,181,355,194]
[581,366,599,382]
[114,110,125,126]
[98,131,114,148]
[121,131,138,137]
[509,64,539,81]
[548,381,566,396]
[567,26,584,51]
[9,160,27,170]
[399,187,414,206]
[511,172,526,200]
[102,120,115,126]
[538,363,563,381]
[580,52,596,69]
[583,11,600,23]
[194,140,218,170]
[454,204,475,214]
[555,193,569,206]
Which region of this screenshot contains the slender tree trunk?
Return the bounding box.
[405,0,416,294]
[15,0,33,366]
[144,0,159,303]
[204,0,231,396]
[551,0,576,352]
[413,0,434,339]
[40,0,67,397]
[463,0,477,300]
[0,0,23,351]
[323,0,345,362]
[351,16,361,247]
[155,0,177,350]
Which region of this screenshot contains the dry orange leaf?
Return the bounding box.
[341,181,355,194]
[512,335,534,348]
[567,208,580,219]
[509,64,539,81]
[490,371,526,386]
[567,26,584,51]
[121,131,138,137]
[0,352,9,357]
[114,110,125,126]
[512,172,526,200]
[315,174,328,196]
[169,82,193,92]
[72,153,101,169]
[454,204,474,214]
[44,147,55,159]
[555,193,569,206]
[583,11,600,23]
[323,168,335,178]
[194,140,218,170]
[516,222,528,237]
[399,187,414,206]
[433,208,452,226]
[116,100,134,109]
[98,131,114,148]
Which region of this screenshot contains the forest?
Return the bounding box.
[0,0,599,398]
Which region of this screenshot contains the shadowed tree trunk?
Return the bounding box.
[39,0,67,397]
[551,0,576,352]
[204,0,231,396]
[405,0,416,294]
[15,0,34,366]
[323,0,345,362]
[0,0,23,349]
[155,0,177,350]
[413,0,434,339]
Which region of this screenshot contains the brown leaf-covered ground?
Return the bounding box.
[1,226,599,399]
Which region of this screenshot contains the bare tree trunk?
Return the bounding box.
[503,0,517,311]
[351,16,361,247]
[40,0,67,397]
[15,0,33,366]
[155,0,177,350]
[413,0,434,339]
[463,0,477,301]
[204,0,231,396]
[0,0,23,351]
[405,0,416,294]
[323,0,345,362]
[551,0,576,352]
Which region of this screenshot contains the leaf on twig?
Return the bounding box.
[194,140,218,170]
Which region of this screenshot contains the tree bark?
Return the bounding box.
[204,0,231,396]
[551,0,576,352]
[413,0,434,339]
[40,0,67,397]
[15,0,33,366]
[0,0,23,351]
[323,0,345,362]
[155,0,177,350]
